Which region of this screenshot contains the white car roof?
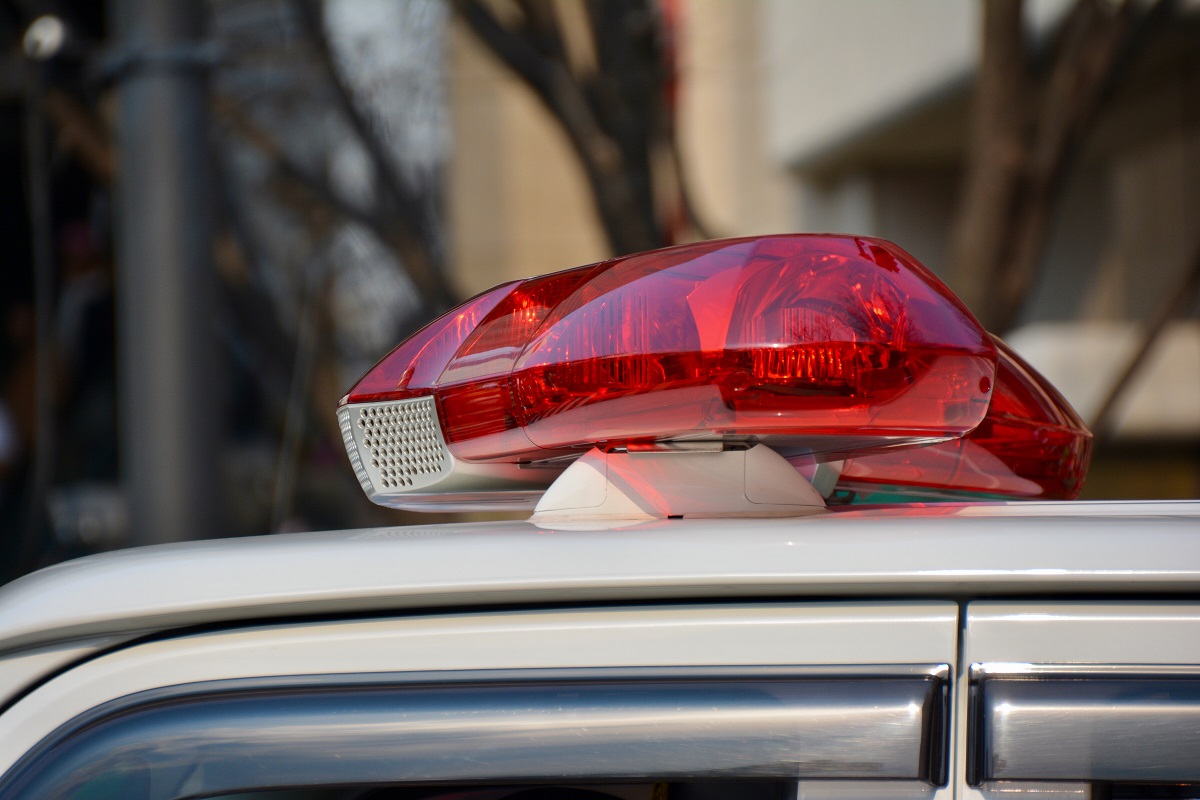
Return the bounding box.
[2,500,1199,657]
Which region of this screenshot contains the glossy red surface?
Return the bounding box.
[343,282,516,404]
[838,339,1093,499]
[345,235,999,464]
[437,266,600,448]
[510,237,995,455]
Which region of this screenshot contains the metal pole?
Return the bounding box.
[22,60,54,569]
[111,0,219,546]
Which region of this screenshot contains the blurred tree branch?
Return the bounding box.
[0,3,454,556]
[1090,238,1200,439]
[41,90,116,183]
[212,94,408,253]
[212,103,376,450]
[292,0,457,310]
[950,0,1172,332]
[214,2,461,529]
[213,95,378,231]
[947,0,1027,325]
[454,0,713,255]
[34,83,368,475]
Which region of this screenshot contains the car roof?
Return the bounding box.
[1,500,1199,657]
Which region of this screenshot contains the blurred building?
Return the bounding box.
[448,0,1200,497]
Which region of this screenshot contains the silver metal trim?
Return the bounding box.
[971,662,1200,679]
[2,672,948,798]
[972,673,1200,783]
[293,663,952,681]
[337,405,372,495]
[975,782,1091,800]
[343,397,452,495]
[794,782,937,800]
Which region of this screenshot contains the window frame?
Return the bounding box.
[0,667,950,800]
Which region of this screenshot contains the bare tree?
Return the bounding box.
[949,0,1171,332]
[292,0,457,310]
[1089,241,1200,439]
[454,0,710,256]
[213,0,457,529]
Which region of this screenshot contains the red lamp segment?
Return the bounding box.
[343,282,517,405]
[837,338,1093,499]
[433,266,602,453]
[438,266,600,387]
[510,236,996,454]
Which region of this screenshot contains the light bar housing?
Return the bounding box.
[340,235,1022,510]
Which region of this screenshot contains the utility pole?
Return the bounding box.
[111,0,219,545]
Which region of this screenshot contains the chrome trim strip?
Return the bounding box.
[972,674,1200,783]
[0,671,948,799]
[315,663,951,680]
[972,662,1200,679]
[794,782,938,800]
[975,782,1091,800]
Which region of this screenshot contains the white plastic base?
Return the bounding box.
[530,445,826,523]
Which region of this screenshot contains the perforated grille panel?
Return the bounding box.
[338,406,372,494]
[339,397,451,495]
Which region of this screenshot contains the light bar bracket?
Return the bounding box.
[531,445,826,522]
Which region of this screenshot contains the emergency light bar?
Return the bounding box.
[338,235,1090,515]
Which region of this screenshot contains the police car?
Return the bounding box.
[1,235,1197,800]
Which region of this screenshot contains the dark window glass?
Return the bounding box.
[0,674,943,800]
[973,676,1200,784]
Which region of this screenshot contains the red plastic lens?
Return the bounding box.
[437,266,600,448]
[509,236,995,457]
[838,338,1093,499]
[346,235,999,463]
[343,282,517,404]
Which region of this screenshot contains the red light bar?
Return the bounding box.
[838,339,1093,500]
[338,234,1020,510]
[347,236,997,463]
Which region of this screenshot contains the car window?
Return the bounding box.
[972,676,1200,784]
[0,674,944,800]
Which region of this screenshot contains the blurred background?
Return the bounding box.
[1,0,1198,582]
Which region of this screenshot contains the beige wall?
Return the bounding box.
[447,19,608,297]
[448,0,796,298]
[677,0,793,236]
[762,0,1070,167]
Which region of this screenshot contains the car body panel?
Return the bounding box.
[965,601,1200,665]
[2,503,1200,795]
[956,601,1200,800]
[0,601,957,780]
[0,496,1195,666]
[0,640,117,709]
[0,501,1197,661]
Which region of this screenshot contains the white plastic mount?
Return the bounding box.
[530,444,828,523]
